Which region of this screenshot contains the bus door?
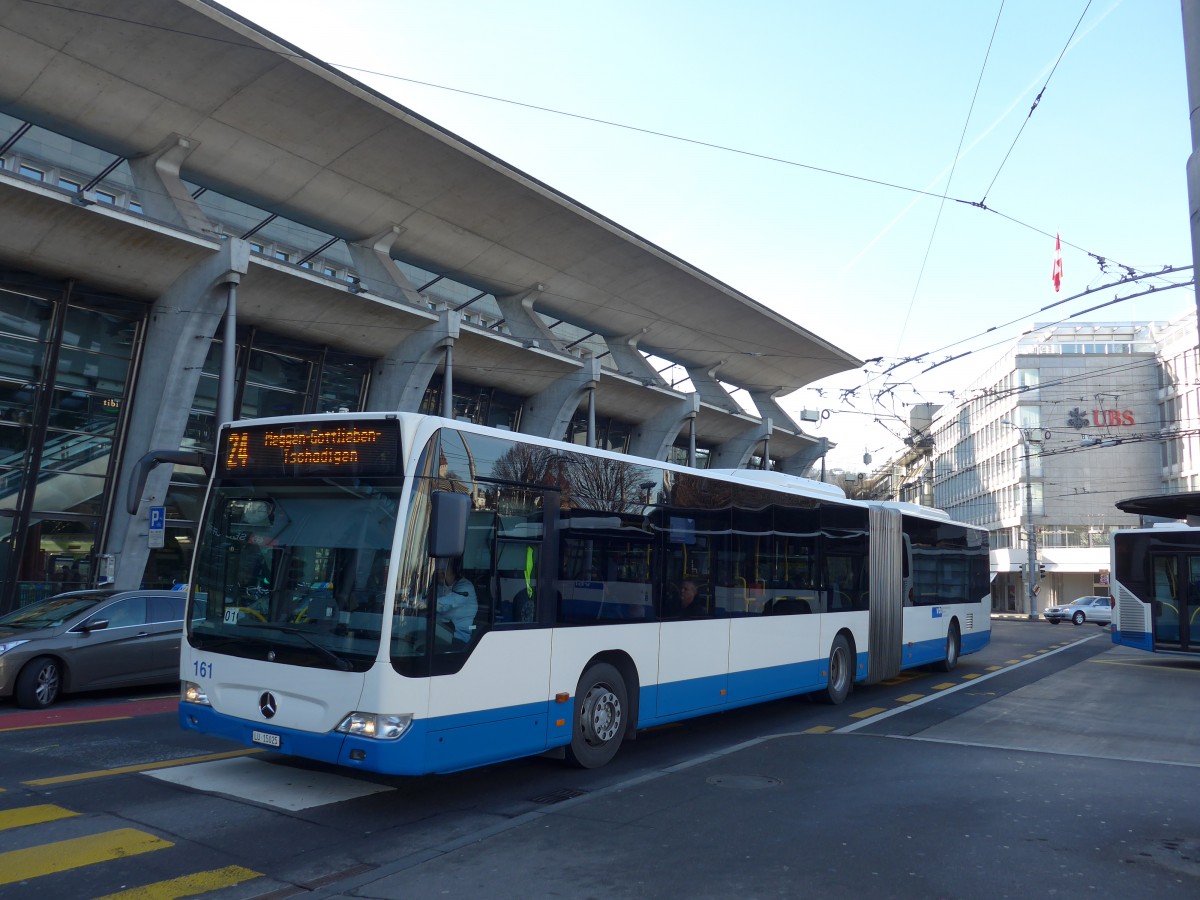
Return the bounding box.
[1150,552,1200,652]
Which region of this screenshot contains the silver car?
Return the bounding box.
[0,589,186,708]
[1043,595,1112,626]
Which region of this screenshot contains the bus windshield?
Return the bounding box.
[188,482,401,671]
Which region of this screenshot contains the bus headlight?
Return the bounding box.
[181,681,211,706]
[335,712,412,740]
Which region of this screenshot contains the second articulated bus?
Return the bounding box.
[179,412,990,774]
[1111,524,1200,655]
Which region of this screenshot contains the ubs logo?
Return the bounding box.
[259,692,277,719]
[1067,407,1135,429]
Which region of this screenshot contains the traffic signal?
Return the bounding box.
[1038,563,1047,578]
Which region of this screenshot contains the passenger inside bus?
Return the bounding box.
[662,578,708,618]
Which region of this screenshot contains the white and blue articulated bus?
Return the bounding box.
[1111,524,1200,655]
[1109,493,1200,656]
[179,413,991,774]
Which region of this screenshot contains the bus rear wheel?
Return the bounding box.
[819,635,852,705]
[935,622,960,672]
[565,662,627,769]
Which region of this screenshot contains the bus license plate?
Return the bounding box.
[252,730,281,748]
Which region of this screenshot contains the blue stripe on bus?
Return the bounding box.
[1111,628,1153,651]
[180,630,986,775]
[960,629,989,656]
[180,700,559,775]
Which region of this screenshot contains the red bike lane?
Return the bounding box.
[0,695,178,731]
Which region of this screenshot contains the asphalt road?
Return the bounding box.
[0,620,1196,899]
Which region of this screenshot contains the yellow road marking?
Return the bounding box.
[932,682,956,690]
[804,725,835,733]
[1022,654,1035,659]
[850,707,887,719]
[95,865,263,899]
[1005,659,1021,665]
[961,673,981,679]
[0,804,79,830]
[0,828,171,885]
[896,693,925,703]
[23,748,264,786]
[985,666,1002,671]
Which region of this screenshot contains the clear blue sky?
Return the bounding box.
[221,0,1194,470]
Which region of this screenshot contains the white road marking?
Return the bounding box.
[145,757,393,810]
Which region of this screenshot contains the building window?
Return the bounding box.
[58,177,81,193]
[95,190,117,204]
[274,250,289,262]
[129,201,142,214]
[18,164,44,181]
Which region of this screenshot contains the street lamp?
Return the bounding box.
[1001,420,1039,621]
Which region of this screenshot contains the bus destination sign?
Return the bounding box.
[219,420,401,477]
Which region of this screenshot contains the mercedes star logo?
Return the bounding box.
[260,691,277,719]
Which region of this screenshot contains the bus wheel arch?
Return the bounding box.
[934,618,961,672]
[565,652,639,769]
[819,631,855,705]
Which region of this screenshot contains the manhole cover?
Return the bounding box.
[705,775,782,789]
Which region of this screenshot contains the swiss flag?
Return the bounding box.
[1052,233,1063,292]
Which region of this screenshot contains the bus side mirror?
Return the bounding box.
[428,491,470,558]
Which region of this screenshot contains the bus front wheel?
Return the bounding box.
[935,622,960,672]
[566,662,627,769]
[819,635,852,705]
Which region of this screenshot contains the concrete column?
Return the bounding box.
[628,393,700,461]
[709,418,773,470]
[685,361,741,414]
[344,225,424,305]
[605,328,665,386]
[780,436,831,477]
[366,309,460,412]
[519,355,601,439]
[107,239,251,590]
[749,389,801,433]
[493,284,561,350]
[126,135,214,233]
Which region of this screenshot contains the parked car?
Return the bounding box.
[1043,595,1112,626]
[0,589,186,708]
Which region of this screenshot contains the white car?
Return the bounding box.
[1043,595,1112,626]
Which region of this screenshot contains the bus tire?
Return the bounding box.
[16,656,62,709]
[819,634,852,705]
[565,662,627,769]
[935,622,960,672]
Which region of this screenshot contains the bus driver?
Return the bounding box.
[437,558,477,646]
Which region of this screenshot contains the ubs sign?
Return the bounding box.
[1066,406,1134,429]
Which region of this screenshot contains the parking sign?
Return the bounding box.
[148,505,165,549]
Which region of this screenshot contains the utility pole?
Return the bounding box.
[1019,429,1039,621]
[1182,0,1200,342]
[1003,420,1040,620]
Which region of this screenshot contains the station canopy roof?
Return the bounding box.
[1115,493,1200,521]
[0,0,860,398]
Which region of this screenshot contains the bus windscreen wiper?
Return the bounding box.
[243,623,352,671]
